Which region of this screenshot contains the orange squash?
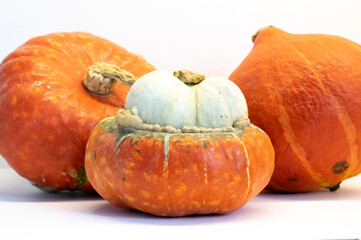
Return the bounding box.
[85,70,274,216]
[229,26,361,192]
[0,32,155,192]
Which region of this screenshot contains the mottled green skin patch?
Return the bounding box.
[98,117,118,133]
[94,150,96,160]
[31,182,60,193]
[332,161,350,174]
[98,116,137,153]
[75,165,88,189]
[201,140,208,150]
[31,166,89,192]
[131,139,139,147]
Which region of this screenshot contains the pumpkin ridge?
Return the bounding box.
[253,36,325,185]
[270,86,325,185]
[199,134,209,210]
[202,141,208,208]
[163,133,171,165]
[286,39,359,176]
[232,132,251,201]
[163,133,172,215]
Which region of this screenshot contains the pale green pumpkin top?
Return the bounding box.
[124,70,248,129]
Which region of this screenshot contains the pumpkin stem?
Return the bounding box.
[83,62,136,95]
[173,69,205,85]
[328,182,341,192]
[251,25,274,43]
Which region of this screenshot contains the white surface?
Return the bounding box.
[1,0,361,77]
[1,168,360,239]
[0,155,8,168]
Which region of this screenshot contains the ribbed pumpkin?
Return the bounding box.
[0,32,155,192]
[229,26,361,192]
[85,70,274,217]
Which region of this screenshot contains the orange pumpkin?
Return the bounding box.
[0,32,155,192]
[229,26,361,192]
[85,69,274,217]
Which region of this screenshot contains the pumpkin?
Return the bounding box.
[229,26,361,192]
[0,32,155,192]
[85,69,274,217]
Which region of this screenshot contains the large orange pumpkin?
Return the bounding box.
[0,32,155,192]
[229,26,361,192]
[85,70,274,216]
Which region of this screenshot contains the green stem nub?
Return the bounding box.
[329,182,341,192]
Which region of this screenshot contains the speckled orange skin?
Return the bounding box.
[85,117,274,217]
[0,32,155,192]
[229,26,361,192]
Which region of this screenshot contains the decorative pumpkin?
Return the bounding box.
[85,69,274,217]
[229,26,361,192]
[0,32,155,192]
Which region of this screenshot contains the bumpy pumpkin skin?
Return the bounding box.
[229,26,361,192]
[0,32,155,192]
[85,117,274,217]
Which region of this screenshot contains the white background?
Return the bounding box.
[2,0,361,168]
[1,1,361,239]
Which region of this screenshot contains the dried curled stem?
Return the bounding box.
[116,109,250,133]
[83,62,136,95]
